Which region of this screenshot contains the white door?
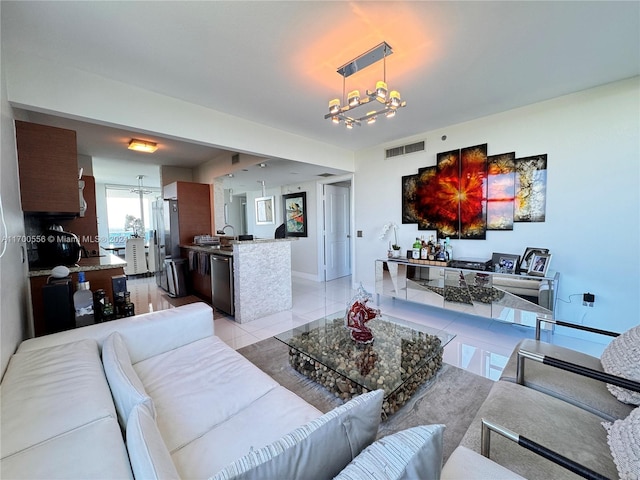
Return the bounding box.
[324,184,351,281]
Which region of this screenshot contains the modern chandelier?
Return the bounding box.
[324,42,406,129]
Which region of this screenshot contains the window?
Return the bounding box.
[105,186,160,246]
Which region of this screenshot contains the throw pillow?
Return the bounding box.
[102,331,156,429]
[602,407,640,480]
[600,325,640,405]
[211,389,384,480]
[334,425,445,480]
[127,402,180,480]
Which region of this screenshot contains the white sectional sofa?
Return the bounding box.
[0,303,386,479]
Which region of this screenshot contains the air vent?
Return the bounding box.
[231,153,240,164]
[385,140,425,159]
[385,146,405,158]
[405,141,425,154]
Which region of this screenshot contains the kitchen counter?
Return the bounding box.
[181,239,294,322]
[28,253,127,278]
[28,253,127,337]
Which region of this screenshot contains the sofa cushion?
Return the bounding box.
[0,416,133,480]
[212,389,384,480]
[103,332,155,429]
[126,402,180,480]
[170,385,321,478]
[0,339,118,460]
[602,407,640,480]
[133,335,283,452]
[441,446,525,480]
[500,339,634,421]
[600,324,640,405]
[335,425,445,480]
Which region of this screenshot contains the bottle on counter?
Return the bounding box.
[420,239,429,260]
[412,238,421,259]
[74,271,94,326]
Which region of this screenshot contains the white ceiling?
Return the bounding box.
[3,1,639,189]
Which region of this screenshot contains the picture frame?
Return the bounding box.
[527,253,552,276]
[518,247,549,273]
[282,192,307,237]
[255,196,275,225]
[491,252,520,274]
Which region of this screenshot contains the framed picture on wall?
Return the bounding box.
[255,196,275,225]
[282,192,307,237]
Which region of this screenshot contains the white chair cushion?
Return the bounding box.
[211,389,384,480]
[602,407,640,480]
[600,325,640,405]
[127,402,180,480]
[334,425,445,480]
[102,332,155,429]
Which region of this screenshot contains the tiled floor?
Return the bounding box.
[128,275,609,381]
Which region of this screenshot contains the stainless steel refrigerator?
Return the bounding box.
[151,199,187,296]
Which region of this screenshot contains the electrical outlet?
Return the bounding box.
[583,292,595,307]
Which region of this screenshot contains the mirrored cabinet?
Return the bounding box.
[375,259,559,329]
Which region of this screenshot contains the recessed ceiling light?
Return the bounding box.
[259,163,267,168]
[128,139,158,153]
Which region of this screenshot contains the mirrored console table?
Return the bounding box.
[375,259,559,329]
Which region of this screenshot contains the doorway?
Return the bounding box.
[320,177,352,282]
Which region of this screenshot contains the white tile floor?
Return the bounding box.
[129,275,609,381]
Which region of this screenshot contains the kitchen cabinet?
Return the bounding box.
[15,121,79,215]
[164,181,212,248]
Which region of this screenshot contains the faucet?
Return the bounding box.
[216,224,236,240]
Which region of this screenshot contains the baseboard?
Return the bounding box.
[291,270,322,282]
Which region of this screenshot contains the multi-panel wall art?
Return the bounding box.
[402,144,547,240]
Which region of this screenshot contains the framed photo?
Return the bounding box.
[527,253,552,276]
[282,192,307,237]
[491,252,520,274]
[255,196,275,225]
[518,247,549,273]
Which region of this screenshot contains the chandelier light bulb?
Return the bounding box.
[389,90,402,108]
[332,116,340,124]
[375,81,388,100]
[366,112,377,124]
[386,109,396,118]
[347,90,360,107]
[328,98,341,114]
[345,120,354,129]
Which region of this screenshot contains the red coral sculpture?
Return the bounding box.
[346,284,380,344]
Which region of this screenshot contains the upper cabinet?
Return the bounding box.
[15,121,79,215]
[164,181,212,246]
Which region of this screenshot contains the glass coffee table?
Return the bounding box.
[275,314,455,417]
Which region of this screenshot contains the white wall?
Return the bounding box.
[282,181,319,279]
[0,37,29,376]
[354,78,640,338]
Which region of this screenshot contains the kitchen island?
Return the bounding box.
[182,238,294,323]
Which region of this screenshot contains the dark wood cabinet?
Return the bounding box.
[15,121,79,215]
[163,181,212,245]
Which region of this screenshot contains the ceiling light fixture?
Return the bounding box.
[128,139,158,153]
[324,42,407,128]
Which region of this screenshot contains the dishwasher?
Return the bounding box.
[210,254,234,316]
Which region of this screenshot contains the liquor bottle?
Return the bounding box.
[73,272,94,326]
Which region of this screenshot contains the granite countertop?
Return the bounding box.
[181,237,295,257]
[28,253,126,278]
